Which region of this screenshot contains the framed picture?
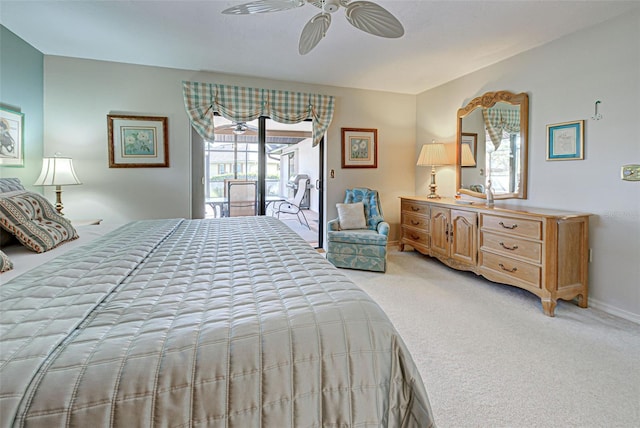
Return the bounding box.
[461,132,477,167]
[546,120,584,161]
[107,114,169,167]
[341,128,377,168]
[0,106,25,167]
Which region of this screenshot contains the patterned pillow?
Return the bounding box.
[0,249,13,273]
[0,190,78,253]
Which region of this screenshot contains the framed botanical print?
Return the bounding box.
[0,106,24,167]
[107,114,169,167]
[341,128,377,168]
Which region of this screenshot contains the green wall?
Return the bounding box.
[0,25,43,189]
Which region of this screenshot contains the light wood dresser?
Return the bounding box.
[400,197,590,316]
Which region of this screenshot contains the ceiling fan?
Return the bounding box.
[215,121,257,135]
[222,0,404,55]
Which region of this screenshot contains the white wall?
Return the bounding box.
[43,59,416,239]
[416,11,640,320]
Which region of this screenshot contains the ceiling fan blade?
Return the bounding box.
[222,0,305,15]
[299,12,331,55]
[345,1,404,38]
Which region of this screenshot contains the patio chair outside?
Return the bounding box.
[226,180,257,217]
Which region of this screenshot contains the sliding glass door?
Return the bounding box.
[200,116,323,247]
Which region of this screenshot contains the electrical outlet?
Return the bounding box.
[621,165,640,181]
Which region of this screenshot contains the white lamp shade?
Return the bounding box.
[417,143,450,167]
[34,157,82,186]
[461,144,477,166]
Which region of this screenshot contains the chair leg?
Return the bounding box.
[298,210,310,229]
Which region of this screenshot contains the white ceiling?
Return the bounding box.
[1,0,638,94]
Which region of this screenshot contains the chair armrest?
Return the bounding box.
[328,218,341,231]
[377,221,390,237]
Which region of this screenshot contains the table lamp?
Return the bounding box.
[461,143,476,167]
[33,155,82,215]
[417,141,451,199]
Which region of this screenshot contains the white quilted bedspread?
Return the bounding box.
[0,217,434,427]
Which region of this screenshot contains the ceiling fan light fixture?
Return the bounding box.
[232,123,248,135]
[321,0,340,13]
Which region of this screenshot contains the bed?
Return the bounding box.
[1,213,435,427]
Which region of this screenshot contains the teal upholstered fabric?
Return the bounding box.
[344,188,384,230]
[327,188,388,272]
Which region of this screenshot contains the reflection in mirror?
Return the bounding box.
[456,91,529,200]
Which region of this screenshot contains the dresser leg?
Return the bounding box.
[576,293,588,308]
[541,299,557,317]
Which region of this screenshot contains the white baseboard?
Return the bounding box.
[588,298,640,325]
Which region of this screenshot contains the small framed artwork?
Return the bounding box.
[0,106,25,167]
[341,128,377,168]
[107,114,169,168]
[546,120,584,161]
[461,132,478,167]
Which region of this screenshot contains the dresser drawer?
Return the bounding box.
[481,231,541,263]
[401,201,430,217]
[480,252,541,289]
[402,212,429,231]
[481,214,542,239]
[402,226,430,249]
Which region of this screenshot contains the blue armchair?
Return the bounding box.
[327,188,389,273]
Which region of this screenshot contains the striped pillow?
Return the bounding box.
[0,249,13,273]
[0,190,78,253]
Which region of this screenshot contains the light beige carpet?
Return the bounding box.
[340,248,640,428]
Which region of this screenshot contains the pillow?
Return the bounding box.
[1,227,17,247]
[0,178,25,193]
[336,202,366,230]
[0,249,13,273]
[0,190,78,253]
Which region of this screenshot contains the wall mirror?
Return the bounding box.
[456,90,529,199]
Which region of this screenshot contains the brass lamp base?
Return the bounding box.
[426,166,441,199]
[54,185,65,215]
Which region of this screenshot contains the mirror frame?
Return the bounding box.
[456,90,529,200]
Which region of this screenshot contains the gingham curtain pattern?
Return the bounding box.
[183,81,335,147]
[482,107,520,150]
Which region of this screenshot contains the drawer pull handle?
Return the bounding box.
[498,263,518,273]
[499,221,518,230]
[411,206,420,212]
[499,242,519,251]
[410,234,421,240]
[411,220,420,225]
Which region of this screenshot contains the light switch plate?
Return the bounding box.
[621,165,640,181]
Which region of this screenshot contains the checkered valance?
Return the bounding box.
[182,81,335,147]
[483,107,520,150]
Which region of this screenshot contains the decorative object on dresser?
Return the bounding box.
[399,196,590,317]
[107,114,169,168]
[33,154,82,215]
[327,188,389,272]
[416,141,452,199]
